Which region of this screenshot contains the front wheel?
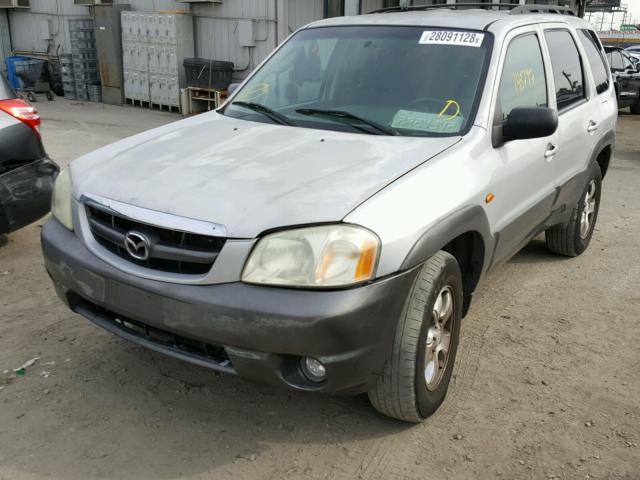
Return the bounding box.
[368,251,462,423]
[546,164,602,257]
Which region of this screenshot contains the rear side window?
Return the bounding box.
[607,51,624,70]
[577,29,610,95]
[544,30,585,110]
[498,34,547,120]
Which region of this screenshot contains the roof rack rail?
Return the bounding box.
[369,3,576,16]
[510,5,576,16]
[370,3,519,14]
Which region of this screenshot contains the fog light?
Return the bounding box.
[301,357,327,382]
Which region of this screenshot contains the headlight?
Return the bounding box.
[51,168,73,230]
[242,225,380,288]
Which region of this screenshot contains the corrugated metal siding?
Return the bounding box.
[286,0,322,33]
[361,0,385,13]
[0,10,11,62]
[4,0,352,80]
[191,0,277,80]
[6,0,282,81]
[8,0,90,55]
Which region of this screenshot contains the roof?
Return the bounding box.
[305,9,593,35]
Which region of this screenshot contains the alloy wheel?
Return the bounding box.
[424,286,454,391]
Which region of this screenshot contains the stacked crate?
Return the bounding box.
[122,11,194,110]
[60,54,76,100]
[69,18,100,102]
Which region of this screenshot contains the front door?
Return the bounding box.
[488,27,557,265]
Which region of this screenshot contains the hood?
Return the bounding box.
[72,113,459,238]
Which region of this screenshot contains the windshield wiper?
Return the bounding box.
[232,101,296,126]
[296,108,399,136]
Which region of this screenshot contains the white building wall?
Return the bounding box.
[4,0,386,78]
[191,0,277,79]
[8,0,89,54]
[0,10,11,63]
[6,0,288,80]
[361,0,385,13]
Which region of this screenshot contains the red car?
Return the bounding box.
[0,74,58,235]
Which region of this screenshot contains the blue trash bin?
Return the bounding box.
[5,56,29,89]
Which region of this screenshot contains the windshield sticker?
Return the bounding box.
[391,110,464,134]
[419,31,485,48]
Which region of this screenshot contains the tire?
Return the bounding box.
[27,92,36,103]
[545,164,602,257]
[368,251,463,423]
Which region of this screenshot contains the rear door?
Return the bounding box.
[576,29,617,143]
[540,26,598,195]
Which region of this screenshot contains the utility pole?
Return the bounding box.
[576,0,591,18]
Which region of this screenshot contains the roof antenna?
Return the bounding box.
[399,0,410,11]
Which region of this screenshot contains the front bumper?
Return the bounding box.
[0,158,58,234]
[42,218,419,394]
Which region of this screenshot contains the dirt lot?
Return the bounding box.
[1,100,639,480]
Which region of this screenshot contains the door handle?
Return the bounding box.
[588,120,599,133]
[544,143,558,161]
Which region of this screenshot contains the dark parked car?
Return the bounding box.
[0,74,58,235]
[605,46,640,113]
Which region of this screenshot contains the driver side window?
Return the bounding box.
[498,34,548,121]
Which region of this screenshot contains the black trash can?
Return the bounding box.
[183,58,234,90]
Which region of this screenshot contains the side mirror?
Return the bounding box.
[503,107,558,142]
[227,83,240,95]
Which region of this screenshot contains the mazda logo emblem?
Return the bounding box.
[124,231,151,261]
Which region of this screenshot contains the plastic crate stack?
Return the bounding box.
[122,11,193,110]
[60,54,76,100]
[69,17,101,102]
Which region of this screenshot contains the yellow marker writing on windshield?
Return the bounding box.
[238,82,269,102]
[438,99,461,120]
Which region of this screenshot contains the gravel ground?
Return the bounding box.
[1,100,638,480]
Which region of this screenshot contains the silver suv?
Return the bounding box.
[42,5,617,422]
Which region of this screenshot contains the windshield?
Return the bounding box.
[224,26,492,137]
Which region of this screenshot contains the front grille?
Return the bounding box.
[72,295,234,373]
[86,203,226,275]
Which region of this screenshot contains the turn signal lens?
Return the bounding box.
[51,169,74,231]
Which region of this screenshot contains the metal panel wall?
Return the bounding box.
[0,10,11,63]
[191,0,278,80]
[361,0,385,13]
[286,0,323,32]
[8,0,90,55]
[4,0,337,81]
